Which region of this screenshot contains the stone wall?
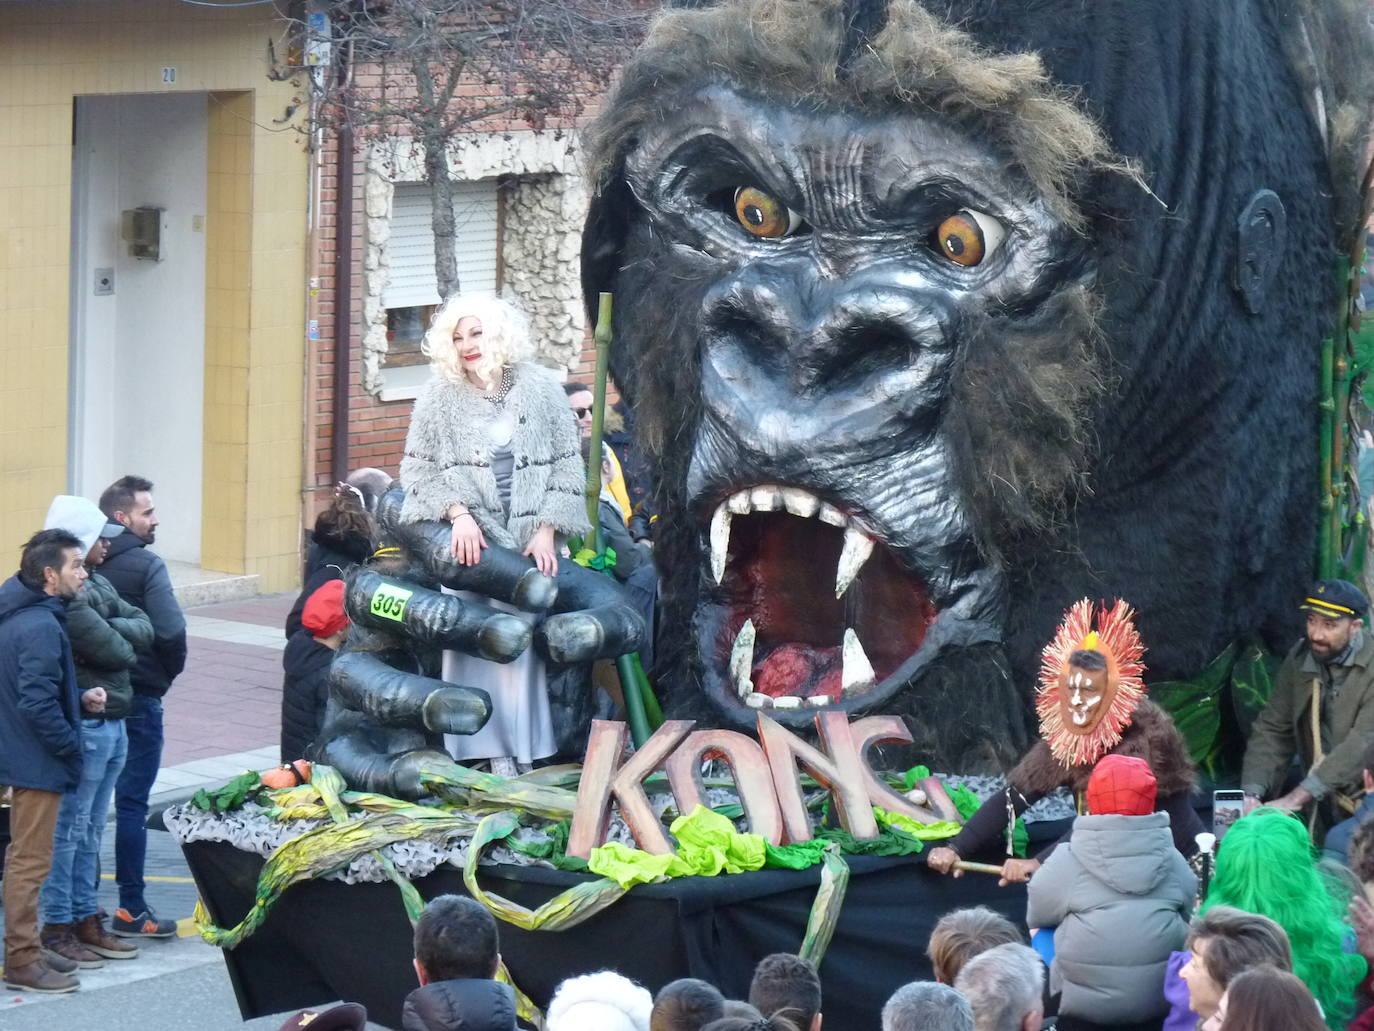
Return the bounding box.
[361,131,588,393]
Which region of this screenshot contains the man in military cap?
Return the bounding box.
[1241,579,1374,818]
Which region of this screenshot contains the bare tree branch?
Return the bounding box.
[299,0,652,299]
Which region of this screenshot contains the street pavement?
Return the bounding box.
[0,593,395,1028]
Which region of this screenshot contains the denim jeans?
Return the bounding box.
[114,694,163,913]
[40,717,127,924]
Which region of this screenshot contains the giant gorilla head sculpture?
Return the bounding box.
[582,0,1373,769]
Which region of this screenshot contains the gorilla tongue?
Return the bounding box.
[719,509,935,701]
[755,644,843,700]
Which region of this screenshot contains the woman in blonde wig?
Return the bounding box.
[400,293,589,776]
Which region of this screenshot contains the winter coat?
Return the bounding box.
[65,571,153,721]
[99,530,187,697]
[598,497,652,581]
[1324,791,1374,865]
[401,979,518,1031]
[400,363,591,549]
[281,629,334,763]
[285,527,372,638]
[0,574,83,792]
[1242,631,1374,801]
[1026,811,1197,1024]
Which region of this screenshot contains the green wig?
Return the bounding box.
[1201,807,1366,1029]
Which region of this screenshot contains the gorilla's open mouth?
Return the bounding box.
[700,484,939,715]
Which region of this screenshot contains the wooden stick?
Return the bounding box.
[952,860,1006,876]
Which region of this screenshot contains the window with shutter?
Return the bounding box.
[383,179,500,371]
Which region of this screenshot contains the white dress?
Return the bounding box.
[440,405,557,764]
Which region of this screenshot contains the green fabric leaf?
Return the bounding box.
[668,805,768,874]
[572,546,618,571]
[901,765,931,791]
[1150,642,1238,767]
[189,770,261,814]
[587,842,680,888]
[1229,640,1279,740]
[873,807,963,841]
[949,783,981,821]
[765,840,830,870]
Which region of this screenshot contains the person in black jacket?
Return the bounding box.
[97,475,186,939]
[282,579,349,762]
[404,895,517,1031]
[39,495,147,969]
[0,529,87,995]
[285,478,378,639]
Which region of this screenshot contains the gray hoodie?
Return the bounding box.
[1025,811,1197,1022]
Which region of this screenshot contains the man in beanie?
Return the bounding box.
[1025,754,1198,1031]
[39,496,149,969]
[281,578,349,762]
[1242,578,1374,820]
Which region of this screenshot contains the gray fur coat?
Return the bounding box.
[399,363,591,549]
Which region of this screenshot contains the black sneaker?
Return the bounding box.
[110,907,176,939]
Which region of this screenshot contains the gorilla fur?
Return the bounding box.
[583,0,1374,769]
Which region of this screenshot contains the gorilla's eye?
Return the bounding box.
[733,186,802,239]
[933,209,1005,267]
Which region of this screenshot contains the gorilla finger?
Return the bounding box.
[346,569,532,661]
[537,603,646,664]
[331,650,491,732]
[422,685,495,734]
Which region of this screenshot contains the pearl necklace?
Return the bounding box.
[481,367,514,407]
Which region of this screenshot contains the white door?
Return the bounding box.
[69,93,207,565]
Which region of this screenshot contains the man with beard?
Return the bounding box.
[1241,580,1374,820]
[0,529,87,993]
[97,475,186,938]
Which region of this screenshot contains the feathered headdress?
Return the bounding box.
[1036,598,1146,767]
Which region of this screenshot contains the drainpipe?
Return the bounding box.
[330,56,354,484]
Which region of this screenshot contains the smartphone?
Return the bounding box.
[1212,789,1246,840]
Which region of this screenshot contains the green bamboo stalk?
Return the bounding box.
[1319,332,1336,579]
[632,654,664,728]
[585,294,614,555]
[617,652,652,747]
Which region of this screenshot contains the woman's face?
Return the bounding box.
[1200,989,1229,1030]
[454,316,484,366]
[1181,940,1225,1019]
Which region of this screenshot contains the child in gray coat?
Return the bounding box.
[1026,754,1198,1031]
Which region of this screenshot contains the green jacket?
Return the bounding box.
[65,571,154,721]
[1240,630,1374,801]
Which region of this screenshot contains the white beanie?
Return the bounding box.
[546,971,653,1031]
[45,495,121,555]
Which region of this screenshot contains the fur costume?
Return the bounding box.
[399,363,590,548]
[581,0,1374,768]
[948,700,1202,862]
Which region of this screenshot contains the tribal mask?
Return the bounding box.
[1037,599,1145,767]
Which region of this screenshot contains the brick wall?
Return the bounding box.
[306,115,612,520]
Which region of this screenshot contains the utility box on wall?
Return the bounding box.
[121,205,166,261]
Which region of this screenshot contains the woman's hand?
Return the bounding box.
[449,510,488,565]
[523,524,559,576]
[81,687,107,714]
[998,857,1041,887]
[927,846,963,877]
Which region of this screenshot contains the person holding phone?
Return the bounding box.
[1240,579,1374,828]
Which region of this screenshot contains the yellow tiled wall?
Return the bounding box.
[0,1,308,591]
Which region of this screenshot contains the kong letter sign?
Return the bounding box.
[566,712,964,859]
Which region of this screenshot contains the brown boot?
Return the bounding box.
[75,913,139,960]
[40,922,104,969]
[3,957,80,993]
[40,947,79,974]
